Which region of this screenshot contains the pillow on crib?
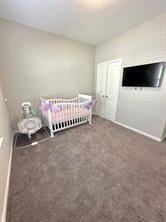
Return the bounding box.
[51,104,61,112]
[85,100,97,109]
[39,103,61,113]
[39,103,50,112]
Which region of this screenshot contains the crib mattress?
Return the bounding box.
[44,107,90,124]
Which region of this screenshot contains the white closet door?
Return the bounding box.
[105,61,121,121]
[96,63,107,118]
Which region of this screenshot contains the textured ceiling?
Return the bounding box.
[0,0,166,45]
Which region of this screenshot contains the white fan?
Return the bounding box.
[22,102,33,118]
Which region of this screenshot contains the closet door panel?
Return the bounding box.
[96,63,107,118]
[105,61,121,121]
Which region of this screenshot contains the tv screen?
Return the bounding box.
[122,62,165,87]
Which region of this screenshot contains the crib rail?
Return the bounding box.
[40,94,92,137]
[48,96,80,104]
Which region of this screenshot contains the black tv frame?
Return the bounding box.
[122,62,165,88]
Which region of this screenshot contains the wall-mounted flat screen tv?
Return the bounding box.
[122,62,165,87]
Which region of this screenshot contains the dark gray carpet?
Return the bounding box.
[7,116,166,222]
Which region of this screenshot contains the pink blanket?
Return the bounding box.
[44,107,90,124]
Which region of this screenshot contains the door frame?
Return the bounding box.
[97,58,122,65]
[96,58,122,122]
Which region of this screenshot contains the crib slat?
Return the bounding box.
[65,103,68,127]
[69,102,73,126]
[75,102,77,124]
[72,103,74,125]
[68,103,72,125]
[81,103,83,122]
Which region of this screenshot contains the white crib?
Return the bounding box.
[40,94,92,137]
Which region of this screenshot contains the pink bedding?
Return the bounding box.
[44,107,90,124]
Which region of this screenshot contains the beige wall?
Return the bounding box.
[162,124,166,139]
[0,19,95,128]
[0,83,12,222]
[95,13,166,139]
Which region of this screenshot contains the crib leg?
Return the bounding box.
[89,114,92,125]
[47,109,54,137]
[50,129,54,137]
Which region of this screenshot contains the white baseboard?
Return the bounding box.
[160,135,166,142]
[115,121,162,142]
[1,137,13,222]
